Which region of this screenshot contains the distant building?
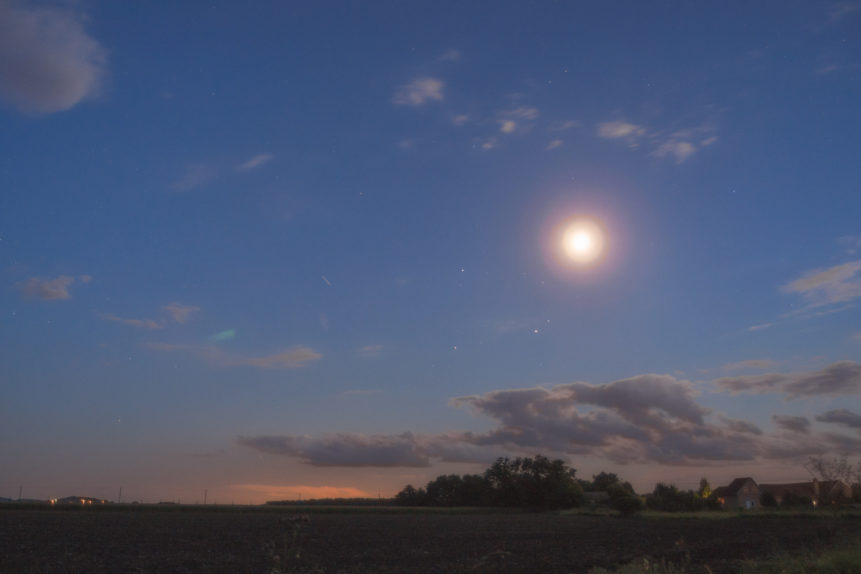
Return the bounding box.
[759,479,852,506]
[712,477,760,509]
[714,477,853,509]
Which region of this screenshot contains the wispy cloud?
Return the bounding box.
[781,260,861,309]
[829,2,861,22]
[771,414,811,434]
[236,153,273,171]
[230,347,322,369]
[238,433,430,467]
[0,2,106,114]
[162,302,200,324]
[393,77,444,107]
[357,344,383,358]
[101,313,162,330]
[170,164,217,192]
[596,120,717,163]
[838,236,861,255]
[545,139,563,150]
[723,359,775,371]
[15,275,89,300]
[148,342,322,370]
[747,322,773,332]
[596,121,646,141]
[815,408,861,430]
[714,361,861,399]
[549,120,580,132]
[438,49,461,62]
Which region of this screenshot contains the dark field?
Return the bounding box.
[3,507,861,573]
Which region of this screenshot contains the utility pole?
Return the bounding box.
[204,489,207,505]
[118,486,122,504]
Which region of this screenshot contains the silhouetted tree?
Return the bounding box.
[697,477,711,499]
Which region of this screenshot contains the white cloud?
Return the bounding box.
[498,119,516,133]
[170,164,217,192]
[596,121,646,140]
[747,322,773,332]
[452,114,470,126]
[504,107,539,120]
[0,2,107,114]
[652,140,697,163]
[392,77,444,107]
[545,139,563,150]
[236,153,273,171]
[479,137,497,151]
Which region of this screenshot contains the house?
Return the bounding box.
[759,479,853,506]
[712,477,760,509]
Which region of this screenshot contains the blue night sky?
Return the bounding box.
[1,1,860,504]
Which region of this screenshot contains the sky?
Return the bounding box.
[1,0,860,505]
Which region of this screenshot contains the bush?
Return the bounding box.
[760,491,778,508]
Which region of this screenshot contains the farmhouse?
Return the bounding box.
[714,477,854,509]
[758,479,852,506]
[712,477,760,509]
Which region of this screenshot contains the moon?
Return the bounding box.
[561,219,605,264]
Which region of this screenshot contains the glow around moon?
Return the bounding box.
[560,219,605,265]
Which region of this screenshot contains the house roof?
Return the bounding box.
[713,477,756,498]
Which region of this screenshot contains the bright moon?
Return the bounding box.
[561,219,604,264]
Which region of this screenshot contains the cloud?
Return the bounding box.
[596,121,646,141]
[747,323,773,332]
[147,342,322,370]
[101,313,162,330]
[236,153,273,171]
[15,275,88,300]
[829,2,861,22]
[237,433,431,467]
[238,366,861,469]
[771,415,811,434]
[504,107,539,120]
[438,49,461,62]
[0,2,106,114]
[229,347,322,369]
[162,302,200,324]
[597,121,716,163]
[545,140,563,150]
[479,137,497,150]
[233,484,371,500]
[392,77,444,106]
[170,164,217,192]
[208,329,236,342]
[723,359,774,371]
[452,114,470,126]
[781,260,861,308]
[714,361,861,399]
[838,236,861,255]
[719,417,763,435]
[815,409,861,430]
[498,119,517,133]
[549,120,579,132]
[357,344,383,358]
[652,140,697,164]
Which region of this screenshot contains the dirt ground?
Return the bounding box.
[2,507,860,573]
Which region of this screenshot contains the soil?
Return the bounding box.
[2,507,859,573]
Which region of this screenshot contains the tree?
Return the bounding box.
[760,491,778,508]
[394,484,427,506]
[697,477,711,499]
[607,481,642,516]
[591,472,621,492]
[804,455,861,485]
